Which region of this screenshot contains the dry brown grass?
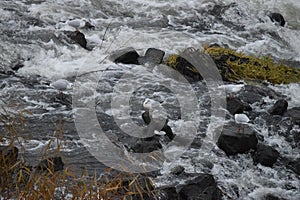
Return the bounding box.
[0,107,157,200]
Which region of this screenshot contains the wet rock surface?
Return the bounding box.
[252,143,279,167]
[217,124,258,155]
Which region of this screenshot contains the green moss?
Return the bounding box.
[205,46,300,84]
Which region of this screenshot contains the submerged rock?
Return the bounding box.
[286,107,300,125]
[268,99,288,116]
[217,124,258,155]
[252,143,279,167]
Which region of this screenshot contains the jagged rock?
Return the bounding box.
[286,107,300,125]
[110,47,140,65]
[268,99,288,115]
[252,144,279,167]
[66,31,87,49]
[217,124,258,155]
[36,156,64,172]
[268,13,286,27]
[226,97,251,115]
[138,48,165,65]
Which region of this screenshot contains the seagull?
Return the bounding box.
[142,99,174,139]
[234,113,250,133]
[66,19,86,31]
[50,79,70,91]
[218,84,244,97]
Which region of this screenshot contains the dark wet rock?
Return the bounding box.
[110,47,140,65]
[217,124,258,155]
[130,136,162,153]
[138,48,165,65]
[66,31,87,49]
[11,60,24,71]
[226,97,251,115]
[0,146,19,167]
[239,85,281,104]
[190,137,203,149]
[268,99,288,115]
[142,111,175,140]
[170,165,185,176]
[159,173,221,200]
[264,194,288,200]
[286,158,300,175]
[165,54,203,82]
[178,174,222,200]
[268,13,286,27]
[36,156,64,172]
[252,144,279,167]
[160,186,178,200]
[51,92,72,109]
[286,107,300,125]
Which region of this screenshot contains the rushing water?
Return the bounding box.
[0,0,300,199]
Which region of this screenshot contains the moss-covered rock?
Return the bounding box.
[164,54,202,82]
[205,46,300,84]
[164,46,300,84]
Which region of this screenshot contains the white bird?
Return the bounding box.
[218,84,244,96]
[50,79,70,91]
[142,98,168,124]
[234,113,250,133]
[67,19,86,31]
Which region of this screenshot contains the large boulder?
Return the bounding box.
[217,124,258,155]
[268,99,288,116]
[252,144,279,167]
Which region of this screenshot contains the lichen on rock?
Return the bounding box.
[205,46,300,84]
